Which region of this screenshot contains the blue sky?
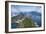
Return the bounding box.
[11,5,41,16]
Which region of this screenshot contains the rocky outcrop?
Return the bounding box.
[11,13,37,28]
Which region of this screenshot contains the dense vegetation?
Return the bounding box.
[22,18,35,28]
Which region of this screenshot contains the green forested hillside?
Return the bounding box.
[11,15,36,28]
[21,18,35,28]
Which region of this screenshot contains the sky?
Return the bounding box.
[11,5,41,16]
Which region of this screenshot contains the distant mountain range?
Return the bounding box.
[29,11,41,16]
[12,11,41,17]
[22,11,41,16]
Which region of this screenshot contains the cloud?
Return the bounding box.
[11,5,41,13]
